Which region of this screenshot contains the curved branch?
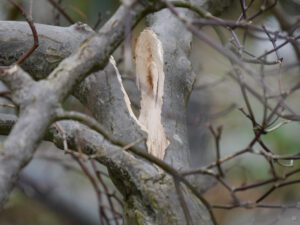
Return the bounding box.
[0,112,216,225]
[0,21,94,79]
[0,1,235,223]
[0,1,157,210]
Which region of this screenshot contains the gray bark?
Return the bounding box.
[0,0,233,224]
[0,21,94,79]
[146,8,196,169]
[0,0,155,211]
[0,113,215,225]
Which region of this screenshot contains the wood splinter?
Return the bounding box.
[134,29,170,160]
[111,29,170,161]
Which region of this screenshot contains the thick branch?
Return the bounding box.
[74,61,147,151]
[0,76,57,209]
[0,1,233,223]
[143,7,197,169]
[0,113,214,225]
[0,21,94,79]
[0,1,157,210]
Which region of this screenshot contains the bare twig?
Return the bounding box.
[4,0,39,66]
[48,0,75,24]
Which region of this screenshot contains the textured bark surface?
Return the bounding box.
[0,1,155,210]
[146,8,196,170]
[0,114,215,225]
[0,21,94,79]
[0,0,233,224]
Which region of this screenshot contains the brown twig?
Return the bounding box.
[247,0,278,21]
[91,160,122,225]
[5,0,39,66]
[48,0,75,24]
[174,178,194,225]
[55,122,121,225]
[93,11,102,30]
[207,123,224,177]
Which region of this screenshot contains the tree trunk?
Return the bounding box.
[0,0,233,224]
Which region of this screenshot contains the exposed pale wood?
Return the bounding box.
[110,56,141,127]
[135,29,170,160]
[0,0,233,223]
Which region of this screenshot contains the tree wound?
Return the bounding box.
[135,29,170,160]
[147,65,154,91]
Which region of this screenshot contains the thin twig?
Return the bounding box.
[5,0,39,65]
[48,0,75,24]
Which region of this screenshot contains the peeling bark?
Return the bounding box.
[0,1,156,210]
[144,8,196,170]
[0,0,233,224]
[135,29,170,160]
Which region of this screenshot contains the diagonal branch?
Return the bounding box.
[0,1,159,211]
